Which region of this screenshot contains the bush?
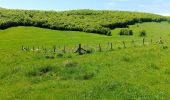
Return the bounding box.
[129,30,133,35]
[45,55,55,59]
[163,45,168,49]
[119,29,133,36]
[57,53,64,57]
[139,30,146,37]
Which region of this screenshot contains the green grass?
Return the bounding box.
[0,22,170,100]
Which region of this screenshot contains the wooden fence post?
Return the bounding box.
[53,45,56,52]
[33,46,35,51]
[22,45,24,51]
[38,46,40,51]
[78,44,81,54]
[27,46,30,51]
[123,41,126,48]
[99,43,102,52]
[63,46,66,53]
[110,42,113,50]
[143,38,145,46]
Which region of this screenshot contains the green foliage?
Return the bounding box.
[119,29,133,35]
[28,66,54,77]
[0,8,167,35]
[139,30,146,37]
[64,60,78,68]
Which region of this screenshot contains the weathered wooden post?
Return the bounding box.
[33,46,35,51]
[27,46,30,51]
[143,38,145,46]
[53,45,56,52]
[123,41,126,48]
[63,46,66,53]
[99,43,102,52]
[78,44,82,54]
[110,42,113,50]
[22,45,24,51]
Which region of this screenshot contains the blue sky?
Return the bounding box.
[0,0,170,16]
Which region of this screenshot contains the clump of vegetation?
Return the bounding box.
[148,63,160,70]
[67,55,72,58]
[139,30,146,37]
[64,60,78,68]
[119,29,133,36]
[60,60,97,80]
[45,55,55,59]
[165,69,170,75]
[163,45,168,49]
[28,66,54,77]
[122,56,131,62]
[57,53,64,57]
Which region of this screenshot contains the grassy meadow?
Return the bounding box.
[0,22,170,99]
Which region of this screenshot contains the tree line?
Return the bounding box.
[0,8,168,35]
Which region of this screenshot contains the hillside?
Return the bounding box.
[0,8,168,35]
[1,22,170,99]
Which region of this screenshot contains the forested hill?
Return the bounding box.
[0,8,168,35]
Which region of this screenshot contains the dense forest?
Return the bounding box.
[0,8,168,35]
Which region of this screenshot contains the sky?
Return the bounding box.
[0,0,170,16]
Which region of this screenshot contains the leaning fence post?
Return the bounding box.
[123,41,126,48]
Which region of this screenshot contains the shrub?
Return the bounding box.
[119,29,133,36]
[57,53,64,57]
[129,30,133,35]
[83,72,95,80]
[45,55,55,59]
[122,56,131,62]
[163,45,168,49]
[139,30,146,37]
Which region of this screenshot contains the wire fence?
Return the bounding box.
[21,37,167,55]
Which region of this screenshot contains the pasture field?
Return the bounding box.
[0,22,170,100]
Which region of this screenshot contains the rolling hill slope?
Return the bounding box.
[0,22,170,99]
